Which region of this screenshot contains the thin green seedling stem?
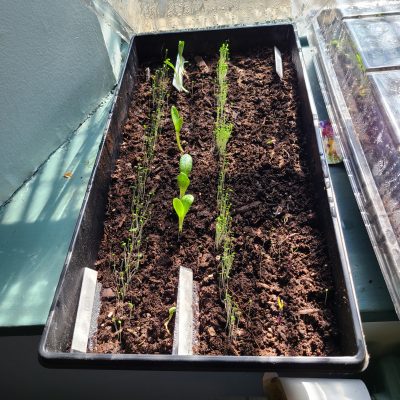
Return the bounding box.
[224,290,240,340]
[116,62,169,307]
[213,42,238,339]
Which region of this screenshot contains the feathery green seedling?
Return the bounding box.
[220,235,235,290]
[145,62,169,165]
[224,291,240,340]
[215,122,233,157]
[116,62,169,304]
[216,42,229,127]
[173,194,194,233]
[213,42,238,340]
[215,211,227,250]
[171,105,184,153]
[215,189,231,250]
[216,159,227,209]
[164,306,177,335]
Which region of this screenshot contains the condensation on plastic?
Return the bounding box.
[310,0,400,318]
[106,0,291,33]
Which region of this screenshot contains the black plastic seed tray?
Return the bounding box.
[39,24,367,374]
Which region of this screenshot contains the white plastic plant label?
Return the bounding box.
[274,46,283,80]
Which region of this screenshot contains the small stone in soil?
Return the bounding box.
[208,327,216,337]
[298,308,320,315]
[101,288,116,299]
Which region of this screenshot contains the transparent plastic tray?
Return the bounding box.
[311,3,400,318]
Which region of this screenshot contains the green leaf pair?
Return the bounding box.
[173,195,194,233]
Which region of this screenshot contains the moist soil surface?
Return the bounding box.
[94,47,340,356]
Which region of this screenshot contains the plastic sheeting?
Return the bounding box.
[107,0,291,33]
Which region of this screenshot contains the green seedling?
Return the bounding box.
[164,306,177,335]
[216,42,229,126]
[177,172,190,198]
[217,42,229,89]
[179,153,193,176]
[117,62,168,304]
[330,39,339,47]
[224,292,240,339]
[171,105,184,153]
[219,235,235,289]
[177,154,192,198]
[173,194,194,233]
[355,52,365,73]
[127,302,134,319]
[164,57,176,72]
[112,317,123,342]
[215,122,233,156]
[277,296,284,324]
[324,289,328,306]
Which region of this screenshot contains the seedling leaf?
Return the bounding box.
[179,153,193,176]
[164,58,176,72]
[173,197,184,217]
[181,194,194,214]
[173,198,185,233]
[171,105,183,133]
[173,195,194,233]
[177,172,190,198]
[171,105,184,153]
[277,296,284,311]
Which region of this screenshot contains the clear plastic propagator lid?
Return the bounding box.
[310,1,400,317]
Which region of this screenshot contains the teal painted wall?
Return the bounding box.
[0,0,116,205]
